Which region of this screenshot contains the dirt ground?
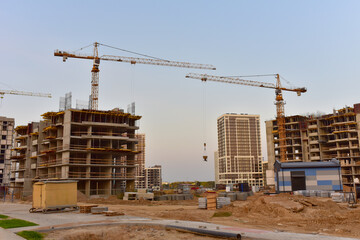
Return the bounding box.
[45,225,222,240]
[80,192,360,239]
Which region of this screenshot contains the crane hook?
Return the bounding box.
[203,143,208,161]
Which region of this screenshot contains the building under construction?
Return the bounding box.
[0,116,14,186]
[10,108,141,197]
[266,103,360,188]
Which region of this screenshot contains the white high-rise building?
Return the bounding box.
[216,113,264,186]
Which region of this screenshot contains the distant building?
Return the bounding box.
[0,116,14,186]
[265,103,360,188]
[145,165,162,190]
[135,133,146,189]
[216,113,264,186]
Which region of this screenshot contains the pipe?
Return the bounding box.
[166,225,241,240]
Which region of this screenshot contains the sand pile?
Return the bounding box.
[220,193,360,237]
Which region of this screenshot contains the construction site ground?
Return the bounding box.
[80,192,360,239]
[1,192,360,239]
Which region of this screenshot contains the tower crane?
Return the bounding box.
[54,42,216,110]
[185,73,307,163]
[0,89,51,99]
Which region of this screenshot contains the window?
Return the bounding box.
[1,136,5,140]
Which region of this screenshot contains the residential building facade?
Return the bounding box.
[135,133,146,189]
[145,165,162,190]
[216,113,264,186]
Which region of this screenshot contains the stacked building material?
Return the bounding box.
[79,204,98,213]
[226,192,236,202]
[198,198,207,209]
[331,192,345,202]
[206,194,217,210]
[218,192,227,197]
[216,197,231,209]
[91,207,108,214]
[236,192,247,201]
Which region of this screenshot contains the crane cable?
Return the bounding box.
[99,43,169,61]
[202,81,208,162]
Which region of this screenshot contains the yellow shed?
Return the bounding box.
[30,180,78,213]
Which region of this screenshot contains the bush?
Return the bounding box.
[0,214,8,219]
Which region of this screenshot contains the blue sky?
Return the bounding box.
[1,1,360,181]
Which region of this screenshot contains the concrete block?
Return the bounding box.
[236,192,247,201]
[218,192,227,197]
[226,192,236,202]
[176,195,185,200]
[91,207,108,213]
[247,191,254,196]
[137,193,154,200]
[320,191,330,198]
[137,189,147,194]
[198,197,207,209]
[184,194,193,200]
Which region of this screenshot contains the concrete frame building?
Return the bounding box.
[0,117,14,186]
[145,165,162,190]
[135,133,146,189]
[215,113,264,186]
[266,103,360,188]
[11,109,141,197]
[11,122,45,196]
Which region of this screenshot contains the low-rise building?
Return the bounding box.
[274,159,342,192]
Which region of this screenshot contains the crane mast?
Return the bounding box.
[55,42,216,110]
[274,74,286,164]
[91,42,100,110]
[185,73,306,163]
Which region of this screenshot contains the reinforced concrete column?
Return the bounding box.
[85,180,90,196]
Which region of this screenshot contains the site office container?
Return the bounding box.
[30,180,78,213]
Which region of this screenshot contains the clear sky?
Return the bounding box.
[1,1,360,182]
